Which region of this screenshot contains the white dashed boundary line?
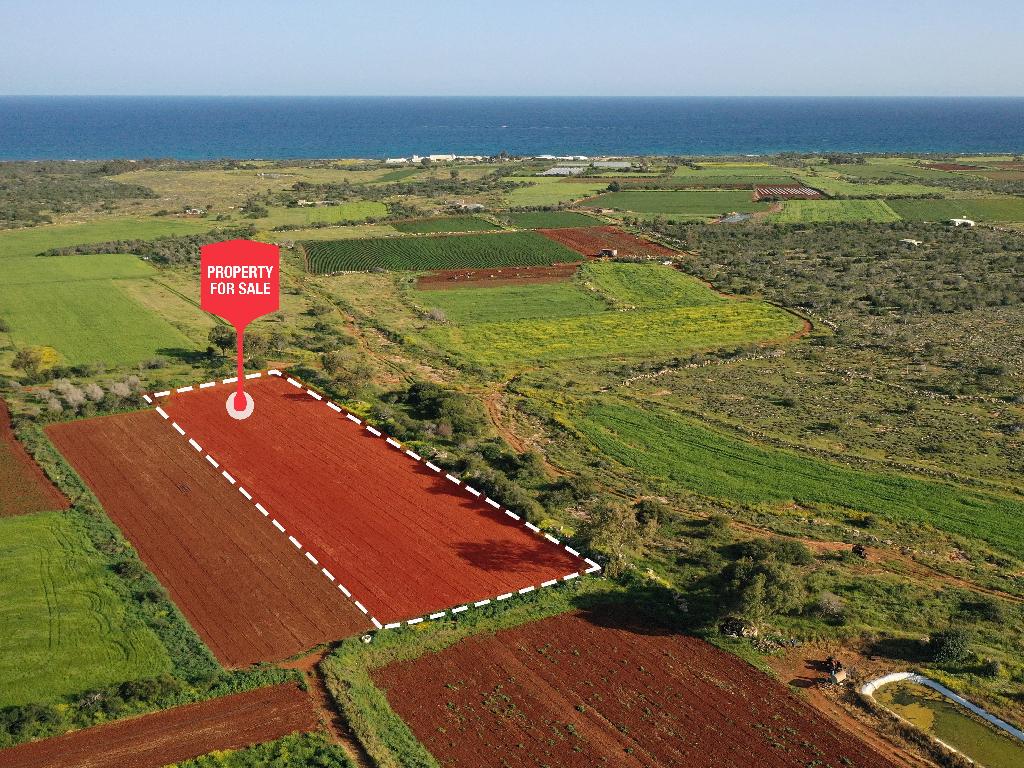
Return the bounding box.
[145,369,601,631]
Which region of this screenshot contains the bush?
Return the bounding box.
[929,628,972,664]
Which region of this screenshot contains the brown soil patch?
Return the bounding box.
[0,683,319,768]
[923,163,980,171]
[373,607,898,768]
[0,398,68,516]
[46,411,370,666]
[752,184,823,201]
[417,263,580,289]
[157,376,585,624]
[537,226,677,259]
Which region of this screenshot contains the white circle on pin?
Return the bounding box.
[226,391,255,420]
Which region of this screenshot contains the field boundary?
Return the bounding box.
[144,371,601,632]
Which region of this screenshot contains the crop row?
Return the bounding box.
[301,231,578,273]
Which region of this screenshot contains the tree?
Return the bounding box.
[580,503,656,578]
[12,346,59,380]
[208,326,236,356]
[723,557,806,628]
[929,628,972,664]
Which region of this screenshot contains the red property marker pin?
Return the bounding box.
[200,240,280,419]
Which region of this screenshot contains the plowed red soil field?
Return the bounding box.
[372,608,897,768]
[537,226,677,259]
[156,375,586,625]
[46,411,370,666]
[417,263,580,289]
[0,398,67,516]
[0,683,318,768]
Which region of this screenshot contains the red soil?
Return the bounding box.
[537,226,677,259]
[158,376,584,624]
[0,398,67,516]
[417,263,580,289]
[373,609,898,768]
[0,683,318,768]
[46,411,370,666]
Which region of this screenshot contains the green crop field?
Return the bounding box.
[505,178,609,206]
[773,199,901,223]
[576,401,1024,554]
[302,231,578,273]
[373,167,422,182]
[809,160,962,181]
[0,511,170,707]
[0,217,214,259]
[391,216,500,234]
[0,254,198,366]
[256,201,388,228]
[418,281,605,324]
[886,197,1024,222]
[504,210,599,229]
[584,190,767,215]
[794,175,940,198]
[419,263,801,367]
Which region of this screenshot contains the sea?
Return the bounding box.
[1,97,1023,161]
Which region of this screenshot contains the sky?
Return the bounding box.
[2,0,1023,97]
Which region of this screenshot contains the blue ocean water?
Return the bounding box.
[1,97,1023,160]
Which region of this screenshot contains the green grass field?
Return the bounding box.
[391,216,500,234]
[0,254,198,366]
[0,511,170,707]
[503,210,599,229]
[303,231,578,273]
[773,199,901,223]
[585,190,767,215]
[886,198,1024,222]
[576,401,1024,554]
[505,178,609,207]
[419,263,801,367]
[419,280,606,324]
[373,167,422,183]
[0,217,214,259]
[796,175,940,198]
[256,202,388,228]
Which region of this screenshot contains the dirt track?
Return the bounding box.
[47,411,370,666]
[0,398,67,516]
[373,608,898,768]
[0,683,318,768]
[158,376,585,624]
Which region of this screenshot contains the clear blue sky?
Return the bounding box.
[2,0,1022,96]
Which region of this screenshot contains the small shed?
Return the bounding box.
[599,248,618,257]
[899,238,922,248]
[949,217,976,227]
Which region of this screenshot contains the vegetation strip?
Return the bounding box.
[146,370,601,630]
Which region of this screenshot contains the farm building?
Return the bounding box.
[593,161,633,169]
[384,157,408,164]
[949,217,976,227]
[428,154,456,162]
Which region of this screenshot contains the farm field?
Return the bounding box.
[584,190,768,215]
[46,410,371,666]
[372,608,896,768]
[0,511,170,708]
[505,177,608,206]
[792,174,939,197]
[0,274,197,366]
[886,197,1024,222]
[262,223,400,241]
[420,263,802,367]
[157,375,588,625]
[503,210,598,228]
[0,683,320,768]
[0,217,213,259]
[419,280,607,324]
[772,199,901,223]
[302,231,578,273]
[537,225,677,258]
[576,400,1024,554]
[0,398,67,516]
[391,215,499,234]
[416,263,581,289]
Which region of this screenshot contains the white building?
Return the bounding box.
[593,161,632,169]
[949,217,976,227]
[539,166,586,176]
[428,154,456,163]
[384,157,408,165]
